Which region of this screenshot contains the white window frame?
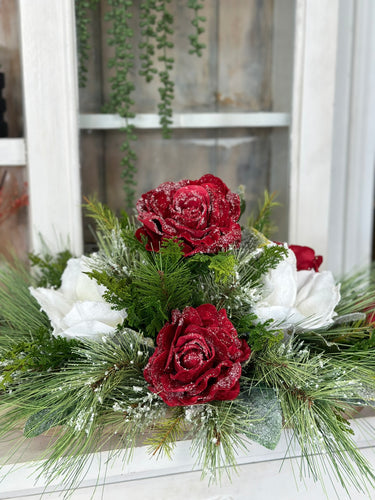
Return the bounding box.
[0,0,373,275]
[290,0,375,276]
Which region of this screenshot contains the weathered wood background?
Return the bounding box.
[80,0,291,248]
[0,0,292,254]
[0,0,28,260]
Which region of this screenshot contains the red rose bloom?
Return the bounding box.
[289,245,323,272]
[135,174,241,256]
[143,304,251,406]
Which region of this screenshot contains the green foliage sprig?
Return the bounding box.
[247,190,280,238]
[29,250,72,288]
[0,328,80,390]
[4,196,375,496]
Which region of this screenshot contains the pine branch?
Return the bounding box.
[189,402,250,484]
[247,190,280,237]
[83,196,123,235]
[146,407,186,459]
[254,342,375,493]
[0,261,50,336]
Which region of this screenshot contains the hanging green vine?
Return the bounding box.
[187,0,206,56]
[139,2,158,83]
[104,0,137,209]
[75,0,206,207]
[155,1,175,139]
[75,0,101,88]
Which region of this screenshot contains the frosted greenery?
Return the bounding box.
[1,197,375,496]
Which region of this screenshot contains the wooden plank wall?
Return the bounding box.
[0,0,28,260]
[0,0,289,255]
[79,0,288,248]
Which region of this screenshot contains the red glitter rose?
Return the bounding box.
[135,174,241,256]
[289,245,323,272]
[143,304,251,406]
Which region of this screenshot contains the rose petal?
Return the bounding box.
[143,304,250,406]
[136,174,241,256]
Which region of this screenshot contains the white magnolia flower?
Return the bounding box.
[253,248,340,330]
[29,256,127,340]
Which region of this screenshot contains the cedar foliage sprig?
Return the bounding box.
[237,314,283,353]
[29,250,72,288]
[0,328,81,390]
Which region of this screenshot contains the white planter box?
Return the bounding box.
[1,414,375,499]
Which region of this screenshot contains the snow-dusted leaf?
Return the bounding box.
[24,408,68,437]
[238,386,282,450]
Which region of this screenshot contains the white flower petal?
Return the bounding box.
[252,249,341,331]
[253,305,295,326]
[295,271,340,329]
[261,250,297,308]
[30,256,127,340]
[29,287,72,332]
[63,301,126,330]
[62,321,117,339]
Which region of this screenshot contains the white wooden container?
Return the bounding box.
[1,414,375,499]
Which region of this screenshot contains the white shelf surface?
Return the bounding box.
[79,112,291,130]
[1,415,375,499]
[0,139,26,166]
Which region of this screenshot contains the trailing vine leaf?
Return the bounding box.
[104,0,138,208]
[75,0,101,88]
[187,0,206,56]
[139,0,158,82]
[155,0,175,139]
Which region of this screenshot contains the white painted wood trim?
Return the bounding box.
[18,0,83,256]
[289,0,375,276]
[328,0,375,276]
[79,112,291,130]
[1,415,375,498]
[289,0,340,265]
[0,139,26,166]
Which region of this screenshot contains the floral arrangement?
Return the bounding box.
[1,174,375,495]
